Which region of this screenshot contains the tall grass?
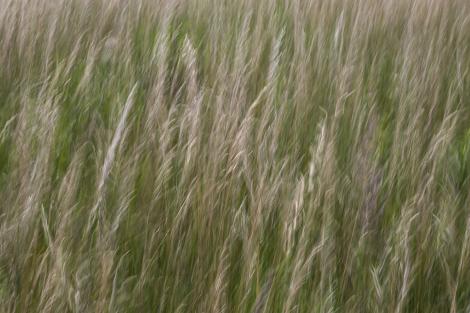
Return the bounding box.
[1,0,470,312]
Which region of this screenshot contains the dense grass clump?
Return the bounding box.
[1,0,470,312]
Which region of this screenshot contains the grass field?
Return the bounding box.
[1,0,470,312]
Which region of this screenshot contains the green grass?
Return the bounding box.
[1,0,470,312]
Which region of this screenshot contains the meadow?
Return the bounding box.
[1,0,470,312]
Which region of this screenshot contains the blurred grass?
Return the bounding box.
[0,0,470,312]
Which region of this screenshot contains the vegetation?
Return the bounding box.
[1,0,470,312]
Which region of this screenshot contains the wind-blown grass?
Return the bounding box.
[1,0,470,312]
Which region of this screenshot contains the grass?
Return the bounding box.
[1,0,470,312]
